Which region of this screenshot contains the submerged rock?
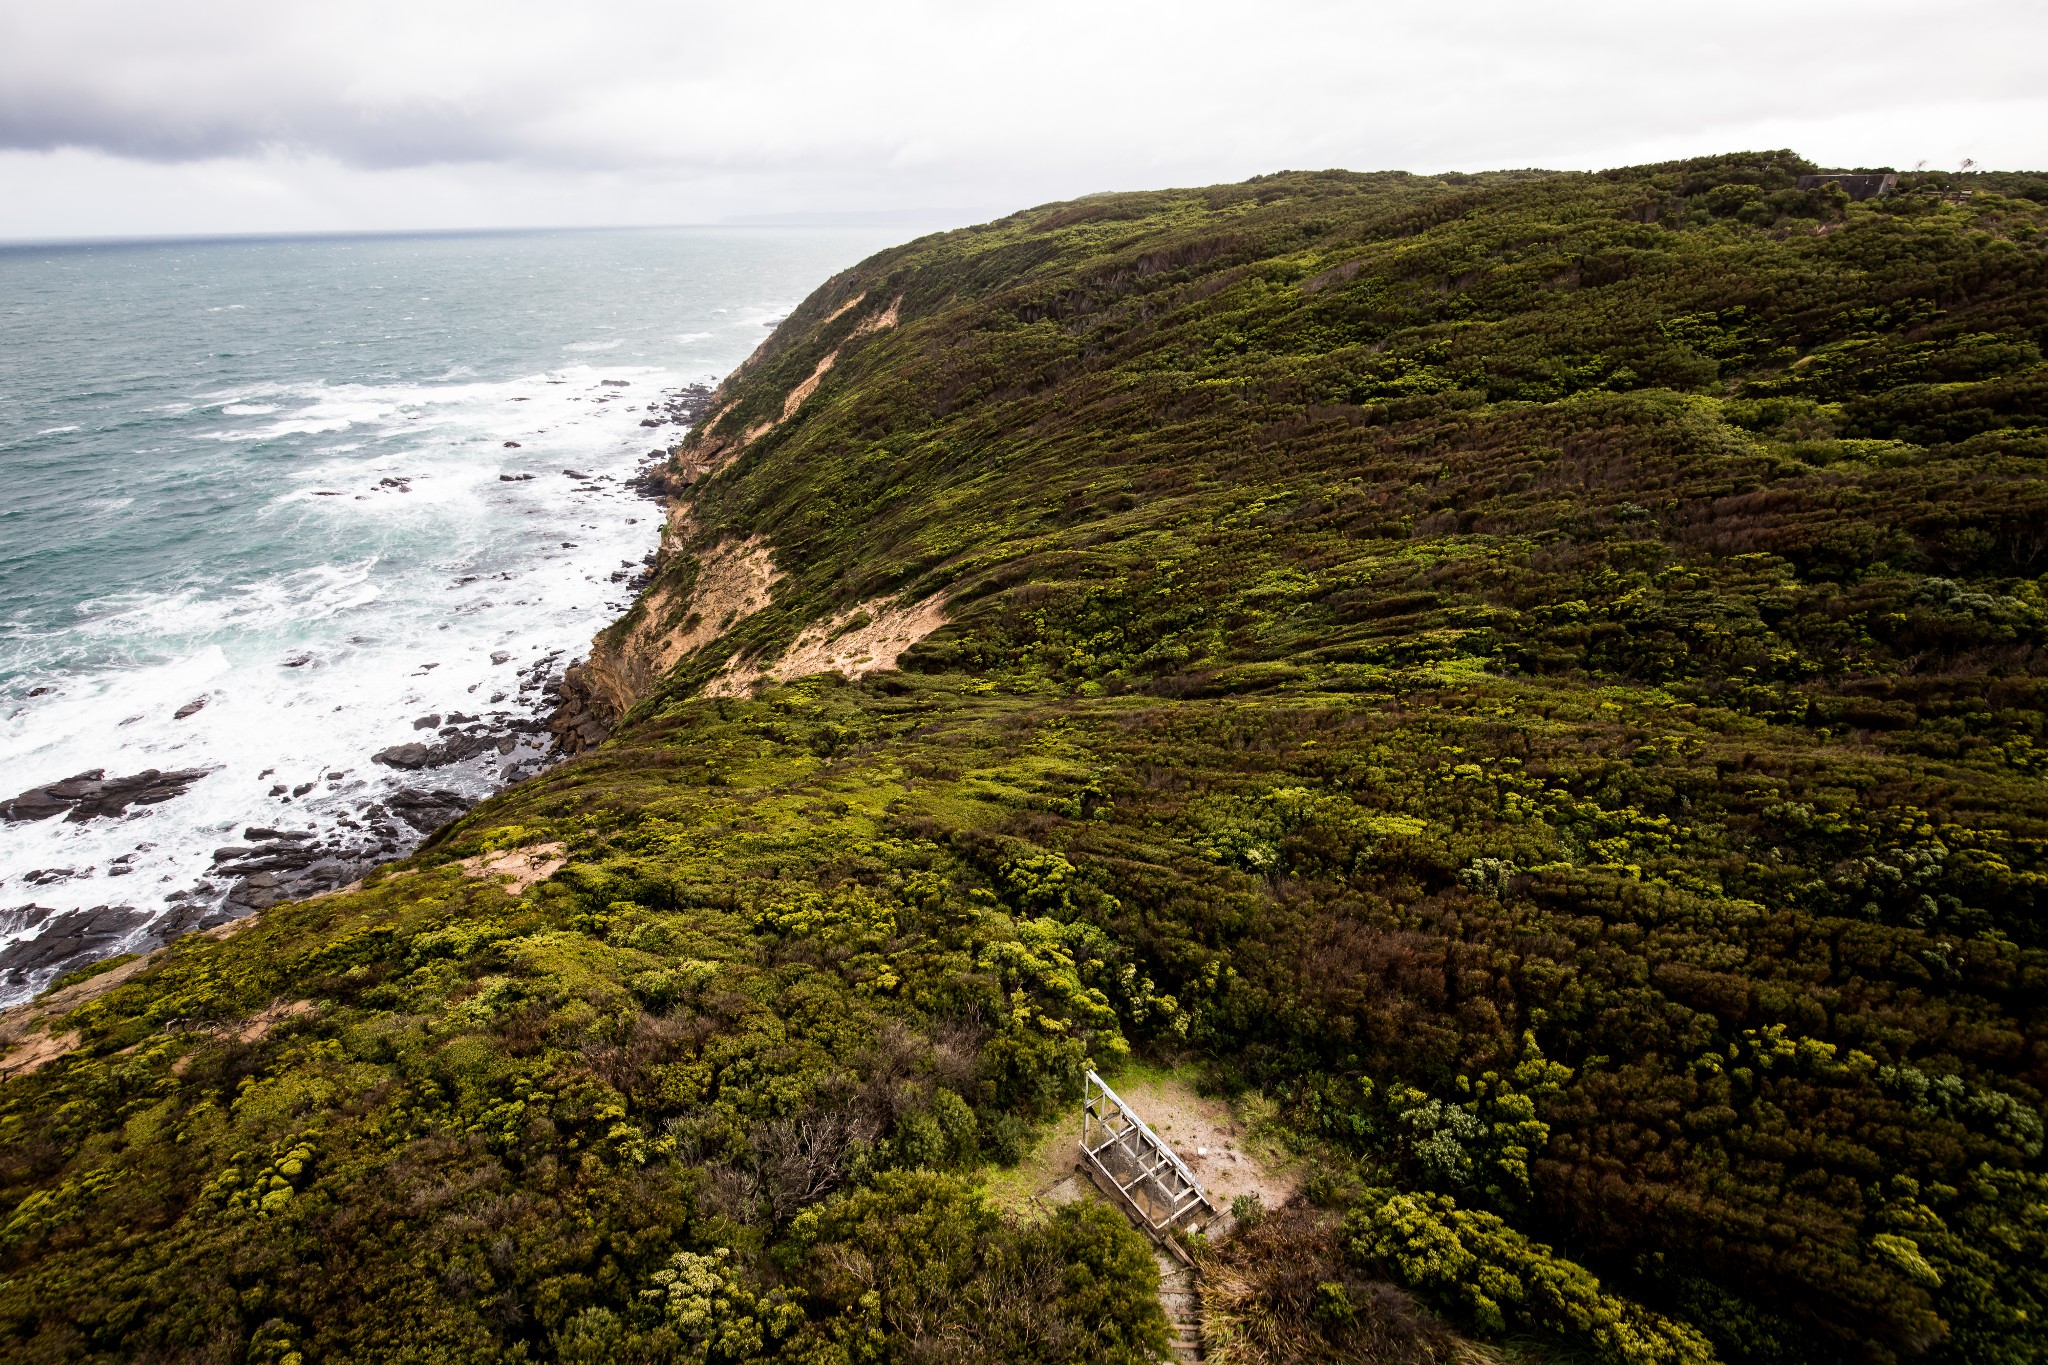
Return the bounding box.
[1,768,211,823]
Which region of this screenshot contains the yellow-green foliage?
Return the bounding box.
[1345,1186,1715,1365]
[4,153,2048,1364]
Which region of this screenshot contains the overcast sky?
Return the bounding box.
[1,0,2042,240]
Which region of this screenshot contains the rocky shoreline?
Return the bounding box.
[0,382,718,1004]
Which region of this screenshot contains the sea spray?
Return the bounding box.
[0,226,898,1002]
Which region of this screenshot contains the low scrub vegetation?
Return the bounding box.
[3,152,2046,1364]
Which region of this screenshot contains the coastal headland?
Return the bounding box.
[2,153,2046,1365]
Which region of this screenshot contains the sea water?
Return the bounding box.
[0,226,896,1002]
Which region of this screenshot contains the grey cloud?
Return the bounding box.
[0,0,2042,239]
[0,92,530,168]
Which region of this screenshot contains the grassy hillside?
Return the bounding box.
[4,152,2047,1365]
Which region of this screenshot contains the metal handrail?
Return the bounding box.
[1079,1070,1215,1231]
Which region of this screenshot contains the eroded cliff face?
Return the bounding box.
[549,290,938,753]
[549,524,781,751]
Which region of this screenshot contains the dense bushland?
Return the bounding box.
[2,152,2045,1365]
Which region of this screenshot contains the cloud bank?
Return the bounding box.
[1,0,2042,238]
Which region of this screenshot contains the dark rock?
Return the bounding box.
[601,380,629,388]
[503,441,521,448]
[413,714,442,730]
[372,728,500,770]
[0,905,52,937]
[292,782,316,796]
[215,841,323,873]
[491,651,511,665]
[244,827,314,842]
[549,660,615,755]
[385,787,474,835]
[3,767,209,823]
[225,873,287,913]
[149,901,238,941]
[0,904,150,995]
[174,697,207,719]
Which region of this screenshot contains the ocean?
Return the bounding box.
[0,225,897,1003]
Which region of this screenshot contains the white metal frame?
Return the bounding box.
[1079,1070,1216,1233]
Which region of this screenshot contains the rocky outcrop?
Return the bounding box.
[384,787,474,835]
[0,904,150,1000]
[372,733,505,770]
[2,768,210,823]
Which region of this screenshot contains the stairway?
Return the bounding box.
[1156,1246,1205,1362]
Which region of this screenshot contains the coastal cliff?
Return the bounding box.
[550,290,930,752]
[5,153,2048,1365]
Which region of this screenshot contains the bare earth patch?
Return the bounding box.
[0,1028,82,1081]
[457,842,568,894]
[1110,1072,1300,1218]
[989,1069,1298,1229]
[779,350,839,422]
[851,295,903,336]
[691,293,901,463]
[567,533,781,724]
[706,593,948,697]
[0,909,281,1081]
[0,948,163,1079]
[821,291,867,323]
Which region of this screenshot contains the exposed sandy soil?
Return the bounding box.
[565,533,781,726]
[699,293,901,463]
[705,593,948,697]
[986,1069,1299,1234]
[778,350,839,422]
[202,998,316,1045]
[851,295,903,336]
[822,291,868,324]
[1114,1072,1300,1218]
[0,910,266,1080]
[0,1028,81,1081]
[456,841,568,894]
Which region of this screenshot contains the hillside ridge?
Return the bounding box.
[4,151,2047,1365]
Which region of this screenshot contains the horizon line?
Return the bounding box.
[0,212,987,252]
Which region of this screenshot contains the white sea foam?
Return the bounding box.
[1,224,905,1005]
[0,362,682,1002]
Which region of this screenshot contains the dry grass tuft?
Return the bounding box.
[1203,1205,1489,1365]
